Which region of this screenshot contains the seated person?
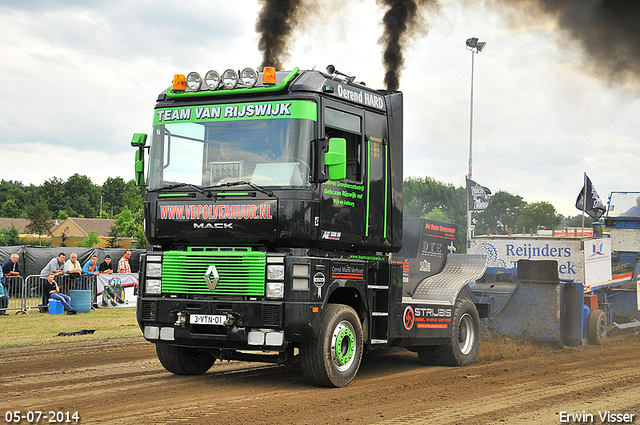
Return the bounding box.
[43,273,77,315]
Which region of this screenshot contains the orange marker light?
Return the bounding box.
[312,306,319,313]
[173,74,186,91]
[262,66,276,85]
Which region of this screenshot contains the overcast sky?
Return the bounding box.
[0,0,638,216]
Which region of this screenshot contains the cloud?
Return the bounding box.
[0,0,638,218]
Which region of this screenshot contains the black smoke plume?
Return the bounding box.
[487,0,640,87]
[377,0,439,91]
[531,0,640,85]
[256,0,303,70]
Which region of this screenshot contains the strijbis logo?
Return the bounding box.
[403,305,415,330]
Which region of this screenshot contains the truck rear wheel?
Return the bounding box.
[588,309,607,346]
[300,304,363,388]
[156,343,217,375]
[417,297,480,366]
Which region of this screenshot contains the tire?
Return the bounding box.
[418,297,480,367]
[588,309,607,346]
[300,304,363,388]
[155,343,217,375]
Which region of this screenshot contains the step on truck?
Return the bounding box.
[131,65,489,387]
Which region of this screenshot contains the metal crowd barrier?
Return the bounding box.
[1,275,25,314]
[2,274,98,314]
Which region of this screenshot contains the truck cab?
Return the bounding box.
[133,65,485,387]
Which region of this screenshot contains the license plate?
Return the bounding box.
[189,314,227,325]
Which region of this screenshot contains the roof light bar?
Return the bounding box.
[171,66,277,93]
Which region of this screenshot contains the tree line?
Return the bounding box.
[0,174,593,250]
[0,175,145,247]
[404,176,596,251]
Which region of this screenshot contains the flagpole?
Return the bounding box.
[581,172,586,242]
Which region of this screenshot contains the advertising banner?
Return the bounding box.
[96,273,138,307]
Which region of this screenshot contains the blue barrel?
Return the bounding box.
[70,290,92,313]
[49,299,64,315]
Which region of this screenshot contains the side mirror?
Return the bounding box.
[131,133,147,148]
[131,133,147,187]
[324,137,347,181]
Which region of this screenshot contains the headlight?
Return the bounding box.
[146,279,161,294]
[146,262,162,278]
[267,264,285,281]
[240,68,258,88]
[205,70,220,89]
[186,72,201,91]
[222,69,238,89]
[266,281,284,299]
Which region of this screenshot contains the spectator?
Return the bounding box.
[43,273,77,315]
[2,253,20,278]
[41,253,66,277]
[64,252,82,278]
[1,253,20,311]
[118,250,131,273]
[40,253,66,308]
[99,255,114,274]
[0,268,6,315]
[82,255,100,277]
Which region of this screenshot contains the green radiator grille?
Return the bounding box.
[162,248,266,296]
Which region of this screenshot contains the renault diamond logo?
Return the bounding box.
[204,265,220,291]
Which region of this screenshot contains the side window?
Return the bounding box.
[325,107,362,182]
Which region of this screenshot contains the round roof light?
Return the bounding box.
[240,68,258,88]
[204,70,220,90]
[222,69,238,89]
[186,72,201,91]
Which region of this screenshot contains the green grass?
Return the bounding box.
[0,306,141,348]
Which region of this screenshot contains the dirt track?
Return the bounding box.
[2,335,640,424]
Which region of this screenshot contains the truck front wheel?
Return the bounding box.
[417,297,480,366]
[156,343,217,375]
[300,304,363,388]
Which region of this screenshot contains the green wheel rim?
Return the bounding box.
[332,320,356,371]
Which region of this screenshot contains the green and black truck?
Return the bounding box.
[132,65,489,387]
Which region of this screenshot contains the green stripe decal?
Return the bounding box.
[217,192,250,196]
[384,144,388,239]
[158,193,190,198]
[154,99,317,125]
[365,139,371,237]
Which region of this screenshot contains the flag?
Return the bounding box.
[467,178,491,211]
[575,174,605,220]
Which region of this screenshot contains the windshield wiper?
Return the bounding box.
[212,181,275,198]
[150,183,210,196]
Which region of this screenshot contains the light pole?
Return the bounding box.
[466,37,486,249]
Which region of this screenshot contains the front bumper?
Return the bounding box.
[137,296,316,350]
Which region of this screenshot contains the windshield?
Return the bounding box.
[606,192,640,218]
[147,100,317,191]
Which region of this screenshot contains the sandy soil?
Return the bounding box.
[2,334,640,424]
